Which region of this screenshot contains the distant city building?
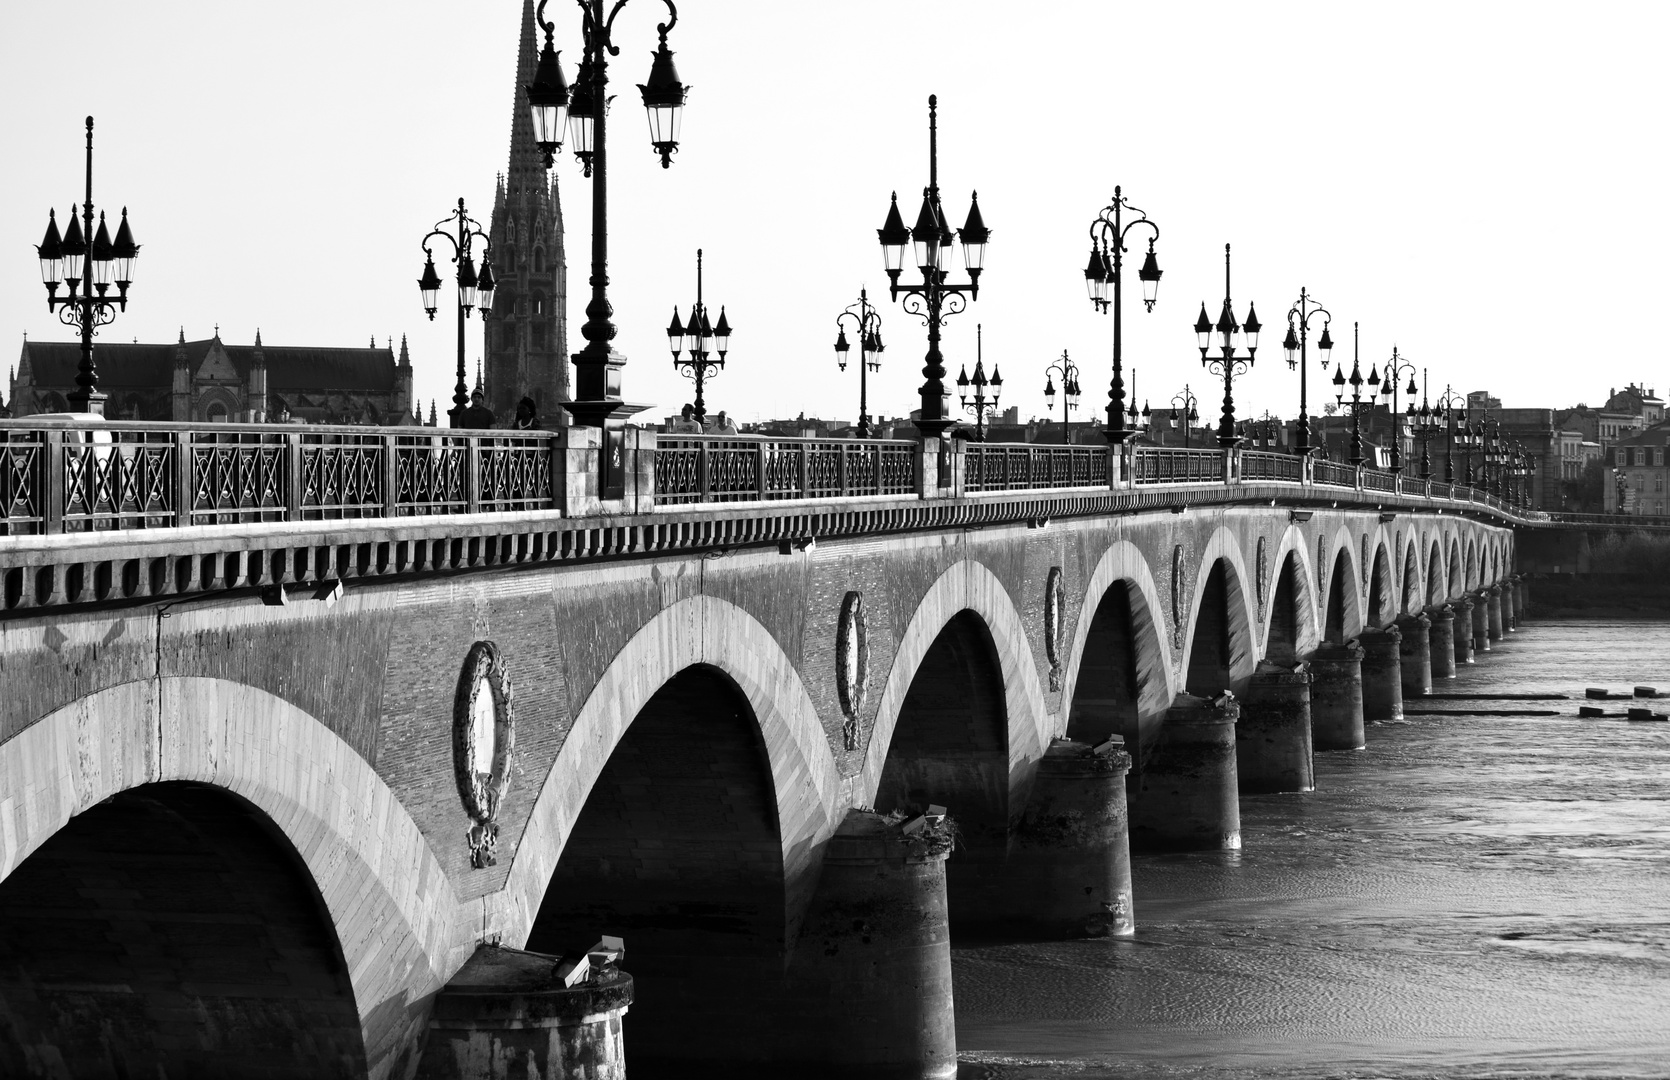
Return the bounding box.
[1604,383,1664,426]
[484,0,569,424]
[10,329,416,425]
[1606,422,1670,515]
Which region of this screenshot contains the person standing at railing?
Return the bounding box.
[458,390,497,430]
[512,397,540,431]
[667,403,703,434]
[709,409,739,435]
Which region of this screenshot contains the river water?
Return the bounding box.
[953,619,1670,1080]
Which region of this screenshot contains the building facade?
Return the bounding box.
[483,0,569,425]
[10,330,415,425]
[1605,423,1670,515]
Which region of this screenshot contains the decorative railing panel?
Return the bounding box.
[63,428,178,531]
[191,429,288,524]
[1241,450,1302,483]
[395,435,469,516]
[0,429,44,535]
[966,443,1108,492]
[1133,446,1222,485]
[1399,474,1427,496]
[1315,459,1357,487]
[477,434,554,514]
[1362,469,1397,493]
[652,436,917,505]
[300,432,386,519]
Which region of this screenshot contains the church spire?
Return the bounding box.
[507,0,545,193]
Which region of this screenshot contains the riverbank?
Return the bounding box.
[1529,573,1670,618]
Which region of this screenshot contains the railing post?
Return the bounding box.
[466,433,483,514]
[561,426,601,516]
[916,437,941,497]
[757,441,768,499]
[696,439,710,501]
[43,429,65,534]
[1301,454,1316,487]
[173,429,194,528]
[627,428,657,513]
[873,442,883,495]
[382,432,399,518]
[285,431,302,520]
[1225,446,1239,485]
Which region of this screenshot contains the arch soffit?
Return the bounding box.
[858,558,1052,808]
[0,677,455,1057]
[1324,522,1366,637]
[1260,524,1322,659]
[1177,526,1258,685]
[506,593,841,946]
[1057,539,1176,728]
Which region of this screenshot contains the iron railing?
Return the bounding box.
[1132,446,1222,485]
[653,435,918,506]
[1241,450,1303,483]
[1314,459,1357,487]
[965,442,1109,492]
[0,420,556,536]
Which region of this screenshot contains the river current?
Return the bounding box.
[953,619,1670,1080]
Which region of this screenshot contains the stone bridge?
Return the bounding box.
[0,419,1532,1079]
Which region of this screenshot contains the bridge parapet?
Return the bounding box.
[1,419,1547,615]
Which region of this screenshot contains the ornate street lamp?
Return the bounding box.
[1384,345,1418,473]
[877,95,989,438]
[1043,350,1081,445]
[418,198,496,426]
[1331,323,1382,466]
[1432,385,1466,483]
[834,287,884,438]
[1124,368,1152,437]
[34,117,140,415]
[1281,287,1334,457]
[666,248,731,425]
[1195,244,1260,447]
[1170,385,1201,449]
[527,0,689,431]
[956,324,1002,441]
[1409,368,1437,480]
[1082,186,1160,443]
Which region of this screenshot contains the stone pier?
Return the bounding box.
[1428,606,1457,680]
[1236,663,1315,794]
[1311,641,1366,751]
[1486,585,1505,641]
[1398,612,1433,696]
[1359,625,1404,722]
[1472,591,1491,653]
[1130,694,1242,851]
[1455,596,1477,665]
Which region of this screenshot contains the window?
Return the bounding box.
[1637,447,1648,466]
[1656,448,1665,466]
[206,402,228,424]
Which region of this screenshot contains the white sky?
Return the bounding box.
[2,1,1666,427]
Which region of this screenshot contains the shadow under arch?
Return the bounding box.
[1177,527,1258,698]
[1448,537,1464,599]
[1402,538,1424,615]
[0,781,366,1079]
[526,662,794,1070]
[1060,540,1174,756]
[1466,538,1480,591]
[1426,537,1445,607]
[1368,542,1396,627]
[1323,540,1365,643]
[1260,526,1321,667]
[0,678,453,1080]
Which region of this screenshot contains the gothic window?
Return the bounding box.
[533,294,545,316]
[501,245,516,269]
[206,402,229,424]
[534,248,545,273]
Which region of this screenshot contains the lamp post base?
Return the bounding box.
[66,390,107,417]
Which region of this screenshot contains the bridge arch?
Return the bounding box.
[1321,527,1365,642]
[1179,527,1259,697]
[1367,539,1396,628]
[1261,525,1321,666]
[1060,539,1175,754]
[860,558,1051,810]
[1448,537,1464,598]
[1401,535,1423,615]
[1426,536,1446,607]
[507,593,840,952]
[1466,538,1480,591]
[0,679,452,1080]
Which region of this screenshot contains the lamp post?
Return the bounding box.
[1330,322,1381,466]
[418,199,496,426]
[833,287,884,438]
[1170,385,1200,449]
[665,248,731,425]
[877,95,990,438]
[1195,244,1261,448]
[1082,187,1161,444]
[1384,345,1418,473]
[1043,350,1081,444]
[1409,368,1437,480]
[956,324,1002,441]
[525,0,689,430]
[1432,385,1465,483]
[1125,368,1152,437]
[34,117,140,415]
[1280,287,1335,457]
[1242,410,1281,449]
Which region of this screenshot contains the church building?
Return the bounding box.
[483,0,570,424]
[9,330,416,425]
